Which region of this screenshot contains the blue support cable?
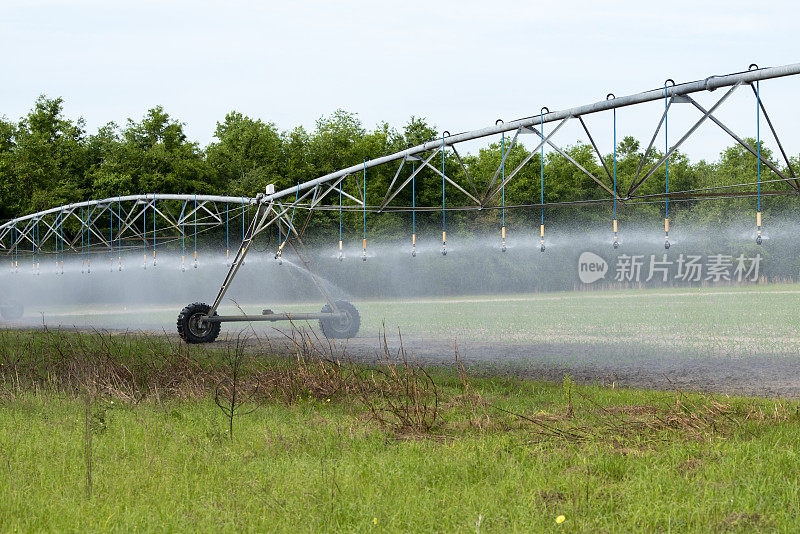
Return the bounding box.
[55,208,60,270]
[111,201,114,267]
[181,200,186,270]
[412,161,416,234]
[193,194,198,267]
[540,111,545,226]
[362,160,367,260]
[613,109,617,221]
[362,160,366,238]
[757,80,761,213]
[664,85,669,220]
[87,205,91,271]
[611,100,619,249]
[756,79,763,244]
[338,174,343,260]
[501,132,506,229]
[80,207,84,271]
[59,206,63,271]
[442,132,446,255]
[117,196,122,269]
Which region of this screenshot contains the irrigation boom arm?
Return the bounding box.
[262,63,800,206]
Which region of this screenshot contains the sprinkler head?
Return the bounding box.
[338,253,343,262]
[664,240,670,250]
[613,240,619,249]
[362,252,367,262]
[756,235,762,245]
[501,241,507,252]
[411,246,416,258]
[442,247,447,256]
[193,261,198,269]
[540,242,546,253]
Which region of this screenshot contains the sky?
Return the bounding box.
[1,0,798,163]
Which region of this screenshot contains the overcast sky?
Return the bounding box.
[1,0,798,162]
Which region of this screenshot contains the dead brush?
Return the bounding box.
[502,380,783,448]
[0,328,223,402]
[253,323,361,404]
[359,330,441,437]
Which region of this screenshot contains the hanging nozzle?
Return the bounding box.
[501,226,506,252]
[756,211,763,245]
[539,224,545,253]
[338,240,343,262]
[362,239,367,262]
[411,233,416,257]
[664,218,670,249]
[441,231,447,256]
[193,250,198,269]
[612,218,619,249]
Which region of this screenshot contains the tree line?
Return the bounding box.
[1,96,795,243]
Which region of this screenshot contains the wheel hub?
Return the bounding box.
[188,313,211,337]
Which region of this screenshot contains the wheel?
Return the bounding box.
[177,302,221,344]
[319,300,360,339]
[0,299,23,321]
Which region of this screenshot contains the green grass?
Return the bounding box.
[1,330,800,532]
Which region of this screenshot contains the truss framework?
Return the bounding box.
[1,63,799,315]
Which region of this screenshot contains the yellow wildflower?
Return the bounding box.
[556,515,566,524]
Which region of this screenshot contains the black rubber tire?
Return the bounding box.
[319,300,360,339]
[0,299,24,321]
[177,302,221,344]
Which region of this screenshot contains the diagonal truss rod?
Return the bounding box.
[628,83,740,197]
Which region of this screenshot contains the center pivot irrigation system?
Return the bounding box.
[1,63,799,341]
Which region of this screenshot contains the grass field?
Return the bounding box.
[31,283,800,361]
[1,329,800,532]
